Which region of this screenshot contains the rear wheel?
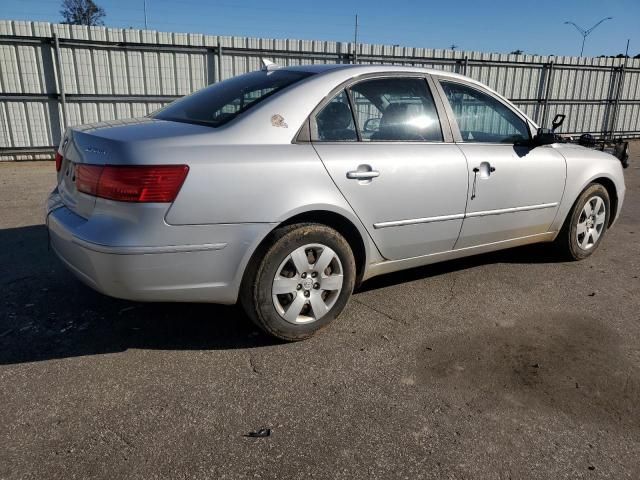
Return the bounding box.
[240,223,356,341]
[556,183,610,260]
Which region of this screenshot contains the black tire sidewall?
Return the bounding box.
[566,184,610,260]
[249,224,356,341]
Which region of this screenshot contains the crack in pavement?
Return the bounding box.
[442,274,459,308]
[351,297,409,326]
[247,352,261,376]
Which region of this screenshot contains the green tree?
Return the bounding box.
[60,0,106,26]
[509,49,524,55]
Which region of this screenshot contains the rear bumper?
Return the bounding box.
[46,196,274,304]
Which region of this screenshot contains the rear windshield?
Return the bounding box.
[152,70,313,127]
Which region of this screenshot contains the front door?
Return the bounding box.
[436,80,566,249]
[311,77,469,260]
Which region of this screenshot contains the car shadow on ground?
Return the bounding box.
[0,224,567,365]
[357,241,564,292]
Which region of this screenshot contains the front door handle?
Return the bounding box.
[346,164,380,181]
[471,162,496,200]
[473,162,496,178]
[346,170,380,180]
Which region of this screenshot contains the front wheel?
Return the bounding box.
[240,223,356,341]
[556,183,610,260]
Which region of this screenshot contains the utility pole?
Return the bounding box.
[564,17,613,56]
[353,14,359,64]
[143,0,148,29]
[625,39,630,57]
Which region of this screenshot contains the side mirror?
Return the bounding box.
[533,128,557,146]
[551,114,565,131]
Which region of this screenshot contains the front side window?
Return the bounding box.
[314,90,358,141]
[349,77,443,142]
[153,70,313,127]
[440,81,530,144]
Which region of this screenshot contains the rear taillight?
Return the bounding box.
[55,151,63,172]
[75,165,103,197]
[76,164,189,203]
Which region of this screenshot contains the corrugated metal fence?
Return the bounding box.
[1,20,639,160]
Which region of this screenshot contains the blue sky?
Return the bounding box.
[2,0,639,56]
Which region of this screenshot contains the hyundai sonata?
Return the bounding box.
[46,62,626,340]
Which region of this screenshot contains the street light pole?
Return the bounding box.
[564,17,613,56]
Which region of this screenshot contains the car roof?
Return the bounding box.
[280,63,517,116]
[281,63,471,82]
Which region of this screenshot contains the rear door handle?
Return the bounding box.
[346,170,380,180]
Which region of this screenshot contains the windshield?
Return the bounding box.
[152,69,313,127]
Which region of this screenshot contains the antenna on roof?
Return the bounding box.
[261,58,280,71]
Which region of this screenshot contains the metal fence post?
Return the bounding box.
[52,33,68,133]
[217,43,223,82]
[540,61,554,127]
[206,47,217,84]
[608,63,625,139]
[601,64,623,140]
[338,42,346,64]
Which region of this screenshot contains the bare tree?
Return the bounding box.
[60,0,106,26]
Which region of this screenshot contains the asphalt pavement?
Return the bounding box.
[1,146,639,479]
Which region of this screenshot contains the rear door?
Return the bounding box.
[311,75,469,260]
[435,79,566,249]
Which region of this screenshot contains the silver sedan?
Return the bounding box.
[46,63,626,340]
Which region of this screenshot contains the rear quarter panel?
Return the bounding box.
[164,143,380,261]
[166,145,345,223]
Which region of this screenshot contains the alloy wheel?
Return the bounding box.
[576,195,606,250]
[272,243,344,324]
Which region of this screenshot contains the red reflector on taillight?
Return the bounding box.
[76,164,103,197]
[55,152,63,172]
[76,164,189,203]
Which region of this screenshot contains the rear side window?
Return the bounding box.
[350,77,443,142]
[314,90,358,141]
[153,70,313,127]
[440,81,530,143]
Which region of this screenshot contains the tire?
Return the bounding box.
[240,223,356,341]
[556,183,610,260]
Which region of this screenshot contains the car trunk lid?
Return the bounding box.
[56,118,213,218]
